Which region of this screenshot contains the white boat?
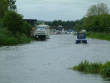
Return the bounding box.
[50,29,57,35]
[56,25,65,34]
[34,24,50,40]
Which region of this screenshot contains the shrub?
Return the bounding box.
[22,21,31,36]
[101,61,110,78]
[18,34,31,44]
[0,28,31,46]
[72,60,102,74]
[2,11,24,35]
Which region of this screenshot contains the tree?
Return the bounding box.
[100,14,110,32]
[0,0,17,19]
[91,15,101,32]
[8,0,17,11]
[83,3,110,32]
[52,20,58,26]
[91,14,110,32]
[86,3,109,17]
[73,23,82,32]
[1,0,9,18]
[22,21,31,36]
[2,11,25,35]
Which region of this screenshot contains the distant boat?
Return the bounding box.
[50,29,57,35]
[67,29,73,34]
[56,25,65,34]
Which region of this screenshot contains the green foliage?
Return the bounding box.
[91,15,101,32]
[0,28,31,46]
[73,60,102,73]
[2,11,24,34]
[86,3,109,17]
[1,0,9,18]
[73,23,82,32]
[0,0,17,18]
[47,20,75,27]
[101,61,110,77]
[83,3,110,33]
[22,21,31,36]
[8,0,17,11]
[2,11,31,36]
[0,28,18,45]
[72,60,110,78]
[86,32,110,40]
[18,34,31,43]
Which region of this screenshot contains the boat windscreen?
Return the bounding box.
[39,27,46,29]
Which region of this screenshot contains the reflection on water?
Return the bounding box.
[0,34,110,83]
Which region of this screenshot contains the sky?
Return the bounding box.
[15,0,110,21]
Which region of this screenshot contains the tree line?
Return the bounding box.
[74,3,110,32]
[46,3,110,33]
[45,19,83,30]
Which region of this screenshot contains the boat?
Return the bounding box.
[75,29,87,44]
[56,25,65,34]
[67,29,73,34]
[33,24,50,40]
[50,29,57,35]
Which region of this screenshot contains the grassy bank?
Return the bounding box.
[86,32,110,41]
[0,28,32,46]
[72,60,110,78]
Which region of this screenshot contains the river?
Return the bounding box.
[0,34,110,83]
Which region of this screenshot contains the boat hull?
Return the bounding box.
[35,35,46,40]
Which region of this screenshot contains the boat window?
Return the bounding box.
[38,27,47,30]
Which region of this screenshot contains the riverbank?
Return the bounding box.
[0,28,32,46]
[72,60,110,79]
[86,32,110,41]
[74,31,110,41]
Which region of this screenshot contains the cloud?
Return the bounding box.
[15,0,110,21]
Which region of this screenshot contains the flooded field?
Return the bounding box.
[0,34,110,83]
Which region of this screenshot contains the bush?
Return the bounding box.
[2,11,24,34]
[86,32,110,41]
[0,28,31,46]
[19,34,31,43]
[72,60,110,78]
[101,61,110,78]
[73,60,102,73]
[22,21,31,36]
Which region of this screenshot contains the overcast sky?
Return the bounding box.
[15,0,110,21]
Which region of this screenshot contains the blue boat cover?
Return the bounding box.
[77,33,86,39]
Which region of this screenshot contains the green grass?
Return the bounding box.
[86,32,110,41]
[72,60,110,78]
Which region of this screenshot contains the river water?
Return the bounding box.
[0,34,110,83]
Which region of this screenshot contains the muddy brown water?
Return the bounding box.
[0,34,110,83]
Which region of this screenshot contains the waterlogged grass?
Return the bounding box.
[72,60,110,78]
[74,32,110,41]
[86,32,110,41]
[72,60,102,73]
[0,28,31,46]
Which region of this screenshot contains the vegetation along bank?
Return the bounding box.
[72,60,110,79]
[0,10,32,46]
[0,0,33,46]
